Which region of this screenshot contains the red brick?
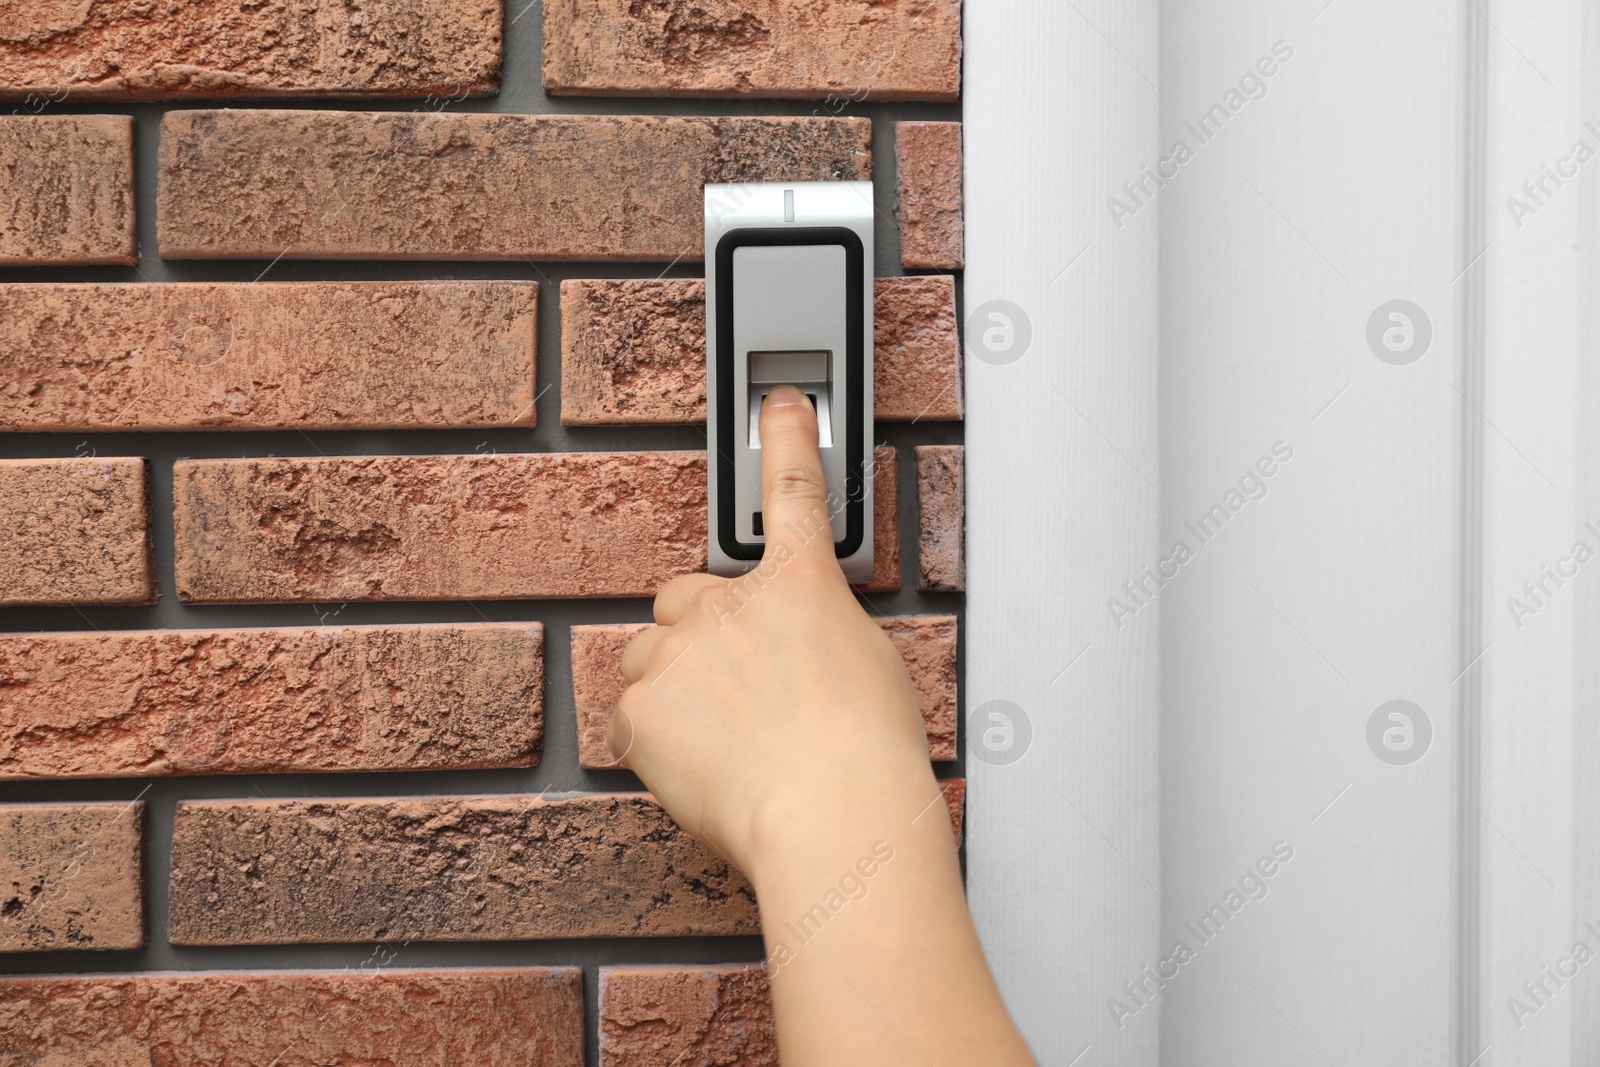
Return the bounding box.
[560,275,961,425]
[568,625,639,768]
[0,969,584,1066]
[167,793,761,944]
[172,451,703,603]
[569,624,647,769]
[0,801,144,952]
[543,0,961,102]
[169,785,964,945]
[864,445,902,594]
[0,458,155,606]
[897,122,964,270]
[0,281,537,431]
[0,116,135,266]
[0,623,543,780]
[571,616,956,769]
[157,110,871,261]
[599,965,775,1067]
[0,1,501,102]
[875,276,963,421]
[916,444,964,591]
[171,450,898,603]
[560,279,704,425]
[879,616,958,758]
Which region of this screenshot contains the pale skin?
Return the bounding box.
[611,385,1036,1066]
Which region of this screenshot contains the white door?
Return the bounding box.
[965,2,1595,1064]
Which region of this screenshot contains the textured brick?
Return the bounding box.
[600,965,775,1067]
[0,801,144,952]
[568,624,646,769]
[0,281,536,431]
[572,616,956,769]
[172,450,898,603]
[0,623,543,780]
[560,279,706,425]
[0,1,501,102]
[0,969,584,1066]
[897,121,964,269]
[916,444,965,591]
[874,276,963,421]
[865,445,902,594]
[169,785,964,945]
[560,275,961,425]
[0,458,154,606]
[543,0,961,102]
[879,616,958,758]
[172,451,705,603]
[0,116,136,266]
[158,110,871,261]
[168,793,761,944]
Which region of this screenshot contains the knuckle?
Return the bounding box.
[767,464,828,502]
[620,626,666,680]
[659,573,706,599]
[686,586,723,622]
[642,632,693,680]
[616,683,648,716]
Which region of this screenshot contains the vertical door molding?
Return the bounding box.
[1574,13,1600,1061]
[1476,3,1589,1065]
[964,2,1162,1064]
[1157,0,1467,1060]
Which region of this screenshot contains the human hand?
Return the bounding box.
[612,385,1033,1067]
[609,385,940,886]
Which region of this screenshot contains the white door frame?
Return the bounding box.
[964,3,1161,1064]
[1477,2,1588,1064]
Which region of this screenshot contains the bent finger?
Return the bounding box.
[653,572,728,626]
[758,386,841,572]
[619,624,672,684]
[604,704,635,767]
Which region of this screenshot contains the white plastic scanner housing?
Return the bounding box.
[705,181,875,581]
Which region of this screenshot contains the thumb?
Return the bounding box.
[758,385,840,566]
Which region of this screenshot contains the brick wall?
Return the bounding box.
[0,4,965,1063]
